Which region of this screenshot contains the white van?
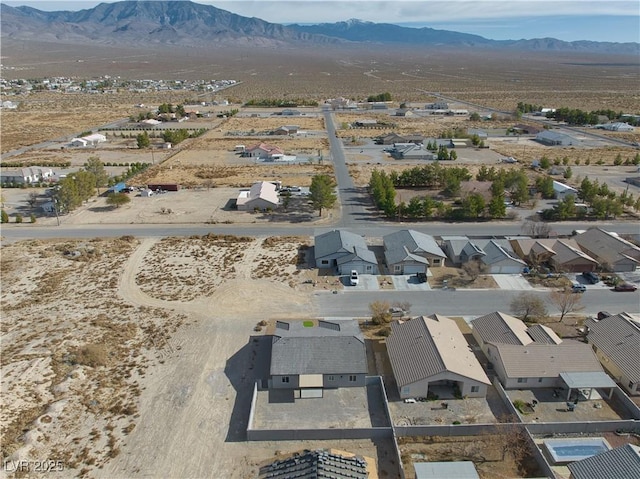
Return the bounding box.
[571,283,586,293]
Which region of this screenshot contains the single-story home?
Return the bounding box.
[440,236,486,266]
[472,312,613,394]
[243,143,285,159]
[535,130,575,146]
[269,319,367,392]
[383,230,446,273]
[553,180,579,200]
[390,144,435,160]
[574,228,640,272]
[476,240,526,274]
[549,240,599,273]
[81,133,107,145]
[376,133,424,145]
[0,167,54,185]
[585,312,640,396]
[236,181,279,211]
[599,122,635,132]
[259,449,371,479]
[314,230,378,274]
[567,444,640,479]
[272,125,299,135]
[386,315,490,400]
[70,138,88,147]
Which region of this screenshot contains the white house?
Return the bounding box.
[81,133,107,145]
[236,181,279,211]
[70,138,88,147]
[553,180,578,200]
[1,167,54,185]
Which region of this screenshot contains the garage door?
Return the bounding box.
[404,265,425,274]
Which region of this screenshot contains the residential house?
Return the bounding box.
[0,167,54,185]
[384,230,446,273]
[585,312,640,395]
[236,181,279,211]
[512,123,542,135]
[389,144,435,161]
[81,133,107,145]
[70,138,88,147]
[440,236,486,266]
[376,133,424,145]
[567,444,640,479]
[426,102,449,110]
[509,238,557,266]
[243,143,285,160]
[394,108,415,117]
[269,320,367,392]
[536,130,575,146]
[272,125,299,135]
[574,228,640,272]
[386,315,491,400]
[314,230,379,274]
[472,312,613,393]
[553,180,578,200]
[600,122,635,132]
[476,240,526,274]
[550,240,599,272]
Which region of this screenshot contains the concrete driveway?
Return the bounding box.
[492,274,534,290]
[342,274,379,291]
[391,274,431,291]
[566,273,611,290]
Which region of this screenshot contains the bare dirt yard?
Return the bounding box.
[1,234,401,478]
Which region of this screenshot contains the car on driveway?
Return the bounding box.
[614,282,638,292]
[349,270,359,286]
[581,271,600,284]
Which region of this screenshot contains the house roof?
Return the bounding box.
[270,320,366,376]
[384,245,430,267]
[259,449,369,479]
[246,142,284,155]
[491,340,603,378]
[478,240,526,267]
[314,230,368,260]
[553,180,578,194]
[471,311,534,346]
[441,236,486,259]
[236,181,279,207]
[384,230,446,259]
[387,315,490,388]
[336,246,378,266]
[526,324,562,345]
[585,313,640,383]
[575,228,640,266]
[567,444,640,479]
[552,240,599,266]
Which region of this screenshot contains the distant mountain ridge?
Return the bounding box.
[1,1,638,54]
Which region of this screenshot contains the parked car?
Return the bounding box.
[416,272,427,283]
[349,270,359,286]
[571,283,586,293]
[389,307,406,318]
[403,398,417,404]
[581,271,600,284]
[614,283,638,292]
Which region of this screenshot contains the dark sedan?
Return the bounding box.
[614,283,638,292]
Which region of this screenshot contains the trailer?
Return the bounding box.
[147,183,181,192]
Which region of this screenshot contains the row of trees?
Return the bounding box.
[546,107,627,125]
[474,167,530,206]
[243,98,319,107]
[511,290,584,322]
[366,92,392,102]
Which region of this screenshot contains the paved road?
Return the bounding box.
[313,288,640,316]
[323,108,372,228]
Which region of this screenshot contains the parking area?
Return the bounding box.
[342,274,380,291]
[566,273,614,290]
[390,274,431,291]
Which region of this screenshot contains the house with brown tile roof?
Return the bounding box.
[585,312,640,396]
[574,228,640,272]
[386,314,490,399]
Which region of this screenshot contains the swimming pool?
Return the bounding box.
[543,437,611,464]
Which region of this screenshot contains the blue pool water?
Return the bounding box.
[543,438,611,464]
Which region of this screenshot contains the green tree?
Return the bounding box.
[85,156,108,194]
[539,157,551,169]
[1,210,8,223]
[535,176,555,199]
[15,214,23,223]
[136,131,150,149]
[469,112,481,121]
[461,193,486,219]
[30,213,36,223]
[106,192,131,208]
[563,166,573,179]
[556,195,577,220]
[309,174,337,216]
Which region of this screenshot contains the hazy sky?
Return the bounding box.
[3,0,639,43]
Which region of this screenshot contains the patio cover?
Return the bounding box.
[560,372,616,400]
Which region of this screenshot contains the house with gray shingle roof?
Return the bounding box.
[314,230,378,274]
[585,312,640,396]
[386,315,490,399]
[574,228,640,272]
[476,239,526,274]
[568,444,640,479]
[440,236,486,266]
[270,320,367,391]
[383,230,446,274]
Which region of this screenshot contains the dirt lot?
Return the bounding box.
[1,234,404,478]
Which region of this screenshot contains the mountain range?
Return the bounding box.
[1,0,638,55]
